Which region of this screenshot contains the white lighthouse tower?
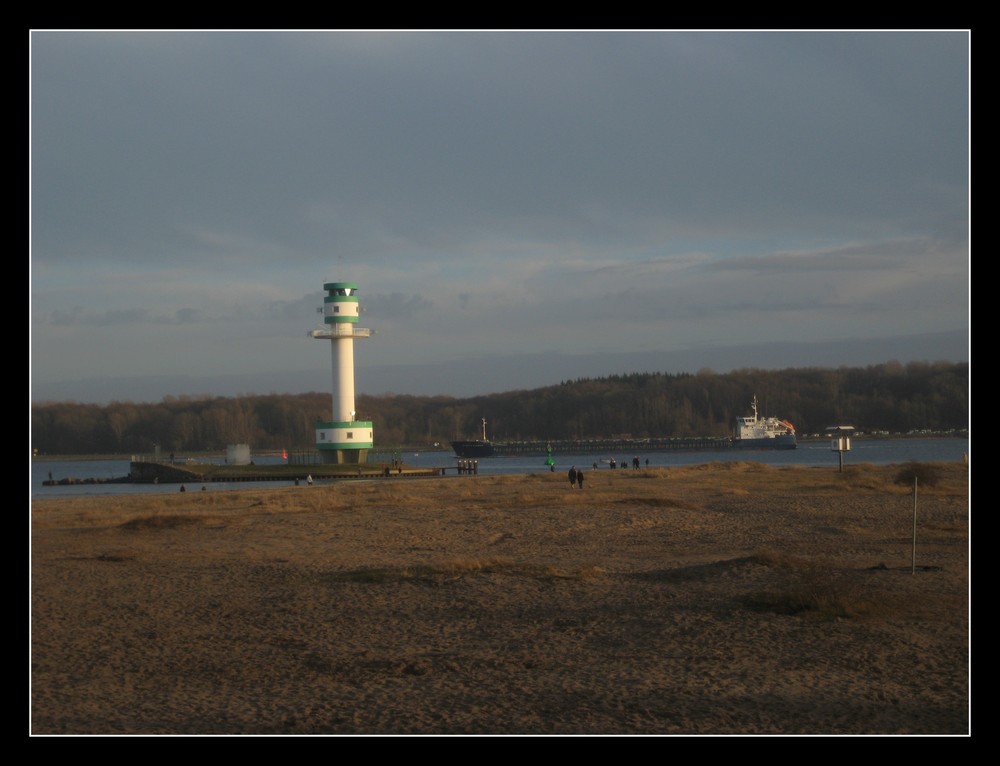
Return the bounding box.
[309,281,374,464]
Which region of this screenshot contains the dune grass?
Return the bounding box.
[740,551,871,621]
[320,558,607,585]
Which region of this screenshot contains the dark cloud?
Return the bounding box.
[30,31,970,399]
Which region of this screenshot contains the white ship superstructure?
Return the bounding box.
[734,396,797,449]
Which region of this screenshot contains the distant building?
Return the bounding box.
[226,444,251,466]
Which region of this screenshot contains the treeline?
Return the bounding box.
[31,361,968,455]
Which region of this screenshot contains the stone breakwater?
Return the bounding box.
[44,460,447,486]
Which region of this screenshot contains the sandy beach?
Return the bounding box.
[30,461,970,736]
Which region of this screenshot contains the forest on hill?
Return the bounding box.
[31,361,968,456]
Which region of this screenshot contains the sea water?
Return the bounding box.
[31,437,969,500]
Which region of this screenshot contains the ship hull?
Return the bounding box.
[452,435,796,458]
[450,440,495,458]
[452,398,797,459]
[733,435,797,450]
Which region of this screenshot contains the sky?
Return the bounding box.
[29,30,970,404]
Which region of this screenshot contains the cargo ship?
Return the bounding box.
[450,418,496,458]
[450,398,796,458]
[732,396,797,450]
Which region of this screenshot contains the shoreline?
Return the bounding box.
[30,432,970,463]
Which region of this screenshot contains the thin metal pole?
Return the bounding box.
[911,476,919,574]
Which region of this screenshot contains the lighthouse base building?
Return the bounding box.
[312,422,373,465]
[309,281,374,465]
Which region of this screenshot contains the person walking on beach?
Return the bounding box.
[568,466,577,487]
[577,468,585,489]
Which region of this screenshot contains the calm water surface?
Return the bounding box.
[31,437,969,500]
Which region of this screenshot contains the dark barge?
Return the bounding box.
[452,436,738,458]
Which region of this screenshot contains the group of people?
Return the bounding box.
[607,456,646,470]
[567,466,585,489]
[568,455,652,487]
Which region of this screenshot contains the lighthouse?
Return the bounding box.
[309,281,374,464]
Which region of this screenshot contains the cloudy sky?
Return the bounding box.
[30,30,970,403]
